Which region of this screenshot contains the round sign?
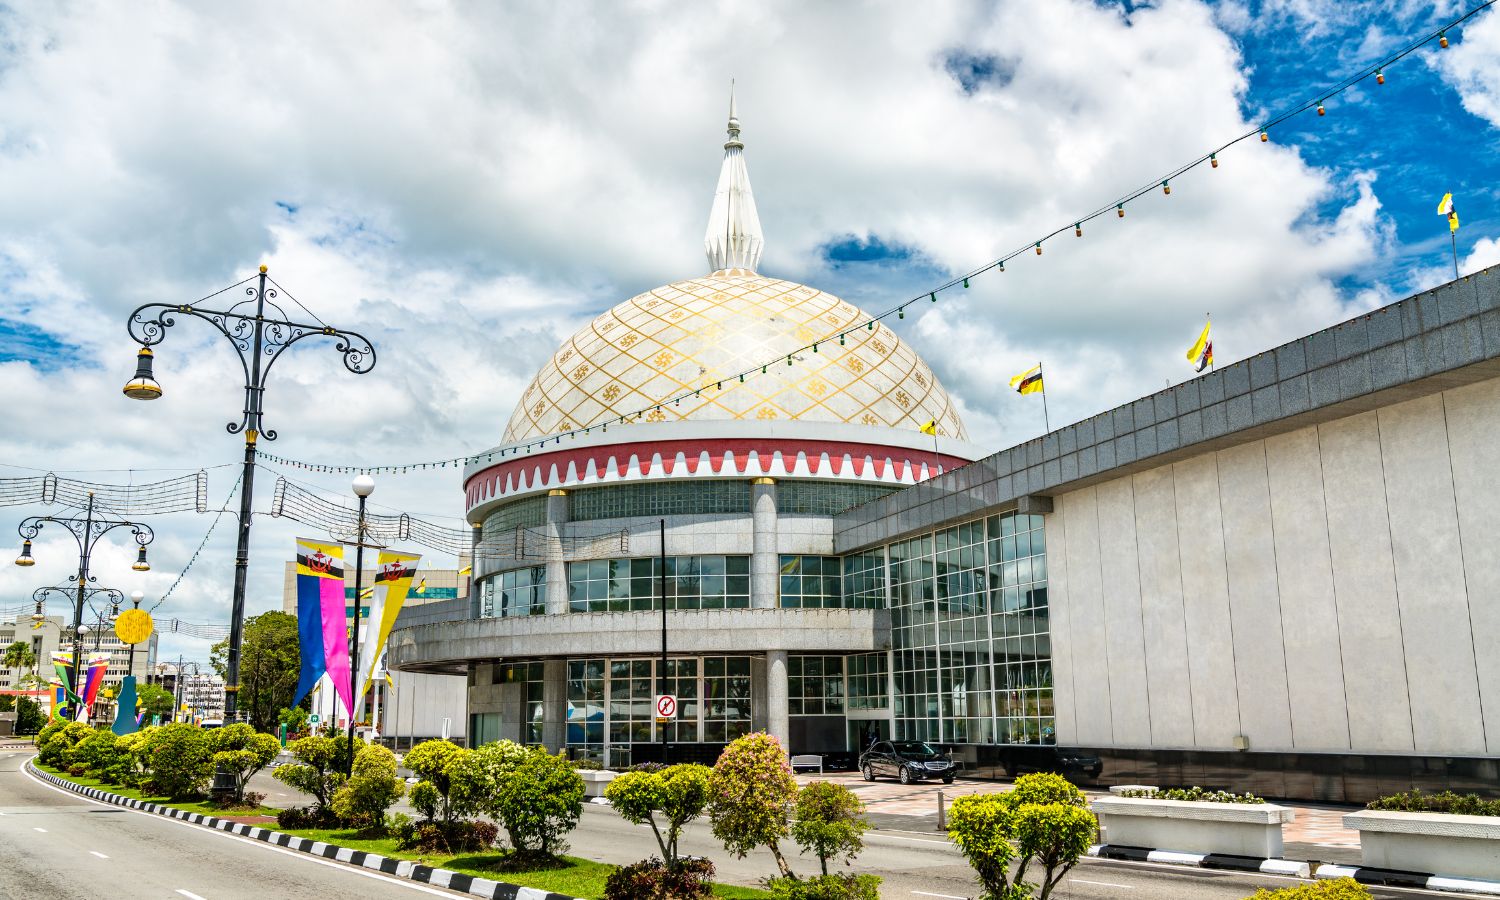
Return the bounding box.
[655,694,677,718]
[114,608,154,645]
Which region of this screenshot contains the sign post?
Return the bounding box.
[655,694,677,721]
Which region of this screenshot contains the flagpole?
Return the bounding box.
[1451,231,1460,280]
[1038,361,1051,433]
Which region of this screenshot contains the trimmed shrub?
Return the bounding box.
[708,732,799,878]
[948,773,1097,899]
[144,723,214,799]
[767,874,882,900]
[605,763,712,867]
[67,763,88,776]
[39,722,92,767]
[272,735,350,810]
[402,739,469,824]
[490,747,584,857]
[1118,785,1265,804]
[409,779,441,822]
[393,819,498,854]
[208,723,280,803]
[1247,879,1372,899]
[791,782,869,877]
[331,743,405,831]
[602,856,714,900]
[74,729,120,775]
[1368,790,1500,817]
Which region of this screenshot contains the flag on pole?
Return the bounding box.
[1010,364,1044,394]
[1437,192,1460,232]
[414,578,427,595]
[79,655,108,722]
[358,550,421,702]
[292,538,349,713]
[919,419,938,436]
[1187,321,1213,372]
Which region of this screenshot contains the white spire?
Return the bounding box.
[705,82,764,275]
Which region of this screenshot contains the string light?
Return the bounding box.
[1317,100,1326,116]
[1376,68,1385,84]
[1117,203,1125,218]
[1210,153,1218,168]
[1440,30,1448,47]
[1034,242,1042,256]
[1261,128,1269,142]
[1162,180,1171,195]
[1075,223,1083,237]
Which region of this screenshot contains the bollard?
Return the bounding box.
[937,789,946,829]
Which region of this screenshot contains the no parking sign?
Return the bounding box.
[655,694,677,720]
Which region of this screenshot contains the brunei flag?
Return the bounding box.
[1010,364,1044,395]
[1187,321,1213,372]
[1438,193,1460,232]
[920,419,938,436]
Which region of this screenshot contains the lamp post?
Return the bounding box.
[348,474,374,776]
[125,265,377,722]
[16,492,152,717]
[126,589,144,685]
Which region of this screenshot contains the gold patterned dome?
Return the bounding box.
[503,273,968,443]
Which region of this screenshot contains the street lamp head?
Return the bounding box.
[122,347,163,401]
[131,589,145,606]
[352,474,375,498]
[78,623,90,635]
[15,538,34,567]
[132,545,151,572]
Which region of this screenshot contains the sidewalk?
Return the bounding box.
[797,770,1363,865]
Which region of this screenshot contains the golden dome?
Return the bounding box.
[503,273,968,443]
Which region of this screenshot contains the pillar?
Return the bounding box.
[545,489,570,615]
[542,658,567,752]
[751,478,778,609]
[765,649,789,748]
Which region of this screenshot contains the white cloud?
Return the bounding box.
[0,0,1419,653]
[1432,6,1500,130]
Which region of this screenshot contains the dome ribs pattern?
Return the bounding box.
[464,438,971,506]
[503,275,968,443]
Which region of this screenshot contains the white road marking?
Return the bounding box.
[90,851,109,859]
[33,827,46,832]
[1074,880,1133,889]
[872,832,954,846]
[176,892,207,900]
[912,892,966,899]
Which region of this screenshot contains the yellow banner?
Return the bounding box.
[359,549,421,699]
[296,539,345,579]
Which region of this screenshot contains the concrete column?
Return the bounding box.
[765,649,790,748]
[545,490,570,615]
[542,658,567,753]
[751,478,779,609]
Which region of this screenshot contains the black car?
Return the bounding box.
[859,740,956,785]
[997,745,1103,781]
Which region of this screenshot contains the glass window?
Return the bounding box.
[776,480,902,516]
[789,655,845,715]
[567,556,751,612]
[778,555,845,608]
[571,481,750,521]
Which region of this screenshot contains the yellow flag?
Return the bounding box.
[1437,192,1459,232]
[358,550,421,700]
[414,578,427,595]
[1010,364,1044,395]
[458,564,473,576]
[919,420,938,436]
[1187,321,1212,369]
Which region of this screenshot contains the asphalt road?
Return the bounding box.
[0,750,466,900]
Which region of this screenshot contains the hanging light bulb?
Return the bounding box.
[839,334,845,346]
[812,343,818,353]
[1317,100,1326,116]
[1439,31,1448,48]
[930,292,937,302]
[1375,68,1385,85]
[1075,223,1082,237]
[1210,153,1218,168]
[898,307,905,319]
[786,356,793,366]
[15,539,34,567]
[1260,128,1269,142]
[1117,203,1125,218]
[1034,242,1042,256]
[867,321,874,331]
[1162,180,1171,195]
[132,545,150,572]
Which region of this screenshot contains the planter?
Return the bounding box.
[579,769,619,799]
[1344,810,1500,882]
[1091,796,1294,858]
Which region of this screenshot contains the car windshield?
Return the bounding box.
[892,741,939,756]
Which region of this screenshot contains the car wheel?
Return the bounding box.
[942,775,955,785]
[899,766,913,785]
[1004,764,1018,778]
[862,764,875,782]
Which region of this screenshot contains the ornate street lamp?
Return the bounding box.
[348,474,375,775]
[17,492,152,712]
[125,265,376,721]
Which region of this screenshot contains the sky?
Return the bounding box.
[0,0,1495,669]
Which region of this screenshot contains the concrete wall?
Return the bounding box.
[384,670,466,742]
[1047,378,1500,756]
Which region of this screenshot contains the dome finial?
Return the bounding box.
[705,82,763,275]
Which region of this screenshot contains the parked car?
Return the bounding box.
[997,745,1103,780]
[859,740,956,785]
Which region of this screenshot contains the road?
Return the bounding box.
[5,752,1491,900]
[0,750,466,900]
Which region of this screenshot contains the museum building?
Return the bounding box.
[387,102,1500,801]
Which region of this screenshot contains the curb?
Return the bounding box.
[1088,844,1312,878]
[26,761,583,900]
[1316,863,1500,896]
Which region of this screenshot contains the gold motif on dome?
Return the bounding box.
[823,313,842,326]
[531,400,546,417]
[642,298,660,308]
[794,326,815,343]
[861,413,879,425]
[646,409,666,422]
[600,321,617,333]
[560,348,574,364]
[871,339,888,355]
[808,380,827,397]
[560,420,574,431]
[756,407,778,420]
[846,358,865,374]
[653,351,674,370]
[570,364,591,383]
[602,384,621,401]
[915,369,927,387]
[619,334,639,349]
[668,310,685,320]
[895,389,911,409]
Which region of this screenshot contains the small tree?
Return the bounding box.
[403,739,471,825]
[708,732,799,877]
[332,743,405,831]
[16,696,46,735]
[145,723,215,798]
[947,773,1096,900]
[491,747,585,858]
[272,734,350,810]
[208,723,281,803]
[605,763,712,868]
[791,781,869,876]
[39,722,93,768]
[278,705,310,736]
[134,683,176,722]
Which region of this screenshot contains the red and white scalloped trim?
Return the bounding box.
[464,437,965,510]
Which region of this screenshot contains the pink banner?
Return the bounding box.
[320,577,353,717]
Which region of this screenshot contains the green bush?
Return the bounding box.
[393,819,498,854]
[602,856,714,900]
[1247,878,1372,899]
[767,874,882,900]
[948,773,1097,899]
[1118,785,1265,804]
[605,763,712,868]
[208,723,281,803]
[402,739,470,824]
[409,779,442,822]
[491,747,584,857]
[40,722,94,767]
[791,782,869,877]
[15,697,45,734]
[74,729,119,774]
[144,723,215,799]
[272,734,350,810]
[708,732,799,878]
[331,743,405,831]
[1368,790,1500,817]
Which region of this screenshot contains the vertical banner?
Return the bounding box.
[51,651,78,720]
[79,654,108,722]
[293,538,350,715]
[358,550,421,702]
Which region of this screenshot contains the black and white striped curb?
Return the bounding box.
[1088,844,1312,878]
[27,761,583,900]
[1316,863,1500,896]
